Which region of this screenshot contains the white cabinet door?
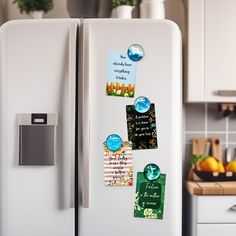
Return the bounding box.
[186,0,205,102]
[196,196,236,223]
[205,0,236,102]
[197,224,236,236]
[186,0,236,102]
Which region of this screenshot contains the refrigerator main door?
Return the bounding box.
[0,20,78,236]
[79,19,182,236]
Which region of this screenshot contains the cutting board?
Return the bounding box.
[192,137,222,161]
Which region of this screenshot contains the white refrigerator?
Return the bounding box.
[0,19,182,236]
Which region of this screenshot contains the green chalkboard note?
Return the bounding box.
[134,172,166,219]
[138,182,161,209]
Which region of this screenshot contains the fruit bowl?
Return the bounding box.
[194,169,236,181]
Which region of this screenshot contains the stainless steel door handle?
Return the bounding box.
[218,90,236,96]
[68,23,77,208]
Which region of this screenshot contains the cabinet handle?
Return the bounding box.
[218,90,236,96]
[230,205,236,211]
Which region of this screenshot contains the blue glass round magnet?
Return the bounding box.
[134,96,151,113]
[144,164,161,181]
[105,134,123,152]
[127,44,144,62]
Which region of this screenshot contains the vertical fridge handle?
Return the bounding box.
[81,23,91,208]
[68,23,77,208]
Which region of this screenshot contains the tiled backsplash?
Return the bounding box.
[183,103,236,236]
[184,103,236,178]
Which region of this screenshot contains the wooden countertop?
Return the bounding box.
[186,180,236,195]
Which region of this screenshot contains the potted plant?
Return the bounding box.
[13,0,54,19]
[111,0,137,19]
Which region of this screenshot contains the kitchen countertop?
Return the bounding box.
[186,180,236,195]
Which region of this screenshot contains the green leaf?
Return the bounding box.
[111,0,137,8]
[13,0,53,14]
[190,154,207,166]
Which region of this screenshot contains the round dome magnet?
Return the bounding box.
[144,163,161,181]
[134,96,151,113]
[105,134,123,152]
[127,44,144,62]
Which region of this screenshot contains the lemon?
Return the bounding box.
[199,157,218,172]
[218,162,225,173]
[226,160,236,172]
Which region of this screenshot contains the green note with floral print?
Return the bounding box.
[134,172,166,219]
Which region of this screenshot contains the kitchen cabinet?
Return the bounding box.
[197,225,236,236]
[190,196,236,236]
[186,0,236,103]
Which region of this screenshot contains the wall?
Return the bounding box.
[166,0,186,40]
[184,104,236,176]
[0,0,7,24]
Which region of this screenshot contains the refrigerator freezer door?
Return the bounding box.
[0,19,78,236]
[79,19,182,236]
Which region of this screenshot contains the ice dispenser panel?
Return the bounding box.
[17,113,58,166]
